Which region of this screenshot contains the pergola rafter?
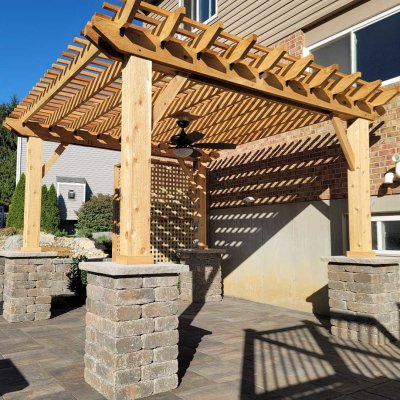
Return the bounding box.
[3,0,399,258]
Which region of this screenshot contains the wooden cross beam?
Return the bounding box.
[84,15,378,120]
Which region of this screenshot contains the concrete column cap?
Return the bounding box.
[0,250,58,258]
[322,255,400,266]
[79,261,189,276]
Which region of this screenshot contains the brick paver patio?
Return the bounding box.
[0,297,400,399]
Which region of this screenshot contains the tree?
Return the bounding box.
[75,194,113,236]
[0,96,18,207]
[40,185,48,232]
[42,184,60,234]
[6,173,25,230]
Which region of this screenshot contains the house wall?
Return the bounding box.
[208,1,400,312]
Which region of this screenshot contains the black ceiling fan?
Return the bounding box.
[158,114,237,158]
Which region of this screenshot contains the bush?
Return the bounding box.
[7,177,61,234]
[75,194,113,236]
[42,184,60,234]
[66,255,88,298]
[95,234,113,257]
[6,174,25,230]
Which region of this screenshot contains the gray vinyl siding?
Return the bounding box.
[19,139,120,220]
[154,0,358,46]
[217,0,359,46]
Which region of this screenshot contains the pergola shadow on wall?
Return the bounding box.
[3,0,397,262]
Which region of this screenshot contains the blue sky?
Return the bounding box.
[0,0,105,104]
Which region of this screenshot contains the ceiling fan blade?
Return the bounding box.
[193,142,237,150]
[190,149,203,158]
[186,131,205,143]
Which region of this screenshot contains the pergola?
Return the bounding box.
[4,0,397,261]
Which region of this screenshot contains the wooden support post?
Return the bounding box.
[21,137,43,252]
[194,161,207,249]
[346,118,375,258]
[117,55,153,264]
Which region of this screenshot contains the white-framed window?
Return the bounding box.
[180,0,217,24]
[305,6,400,86]
[342,213,400,256]
[372,215,400,256]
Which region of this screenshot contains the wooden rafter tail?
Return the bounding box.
[114,0,141,28]
[349,80,382,102]
[157,7,186,46]
[256,46,286,75]
[331,116,356,172]
[307,64,338,89]
[281,54,314,82]
[193,22,224,55]
[368,88,398,107]
[226,34,257,65]
[329,72,361,95]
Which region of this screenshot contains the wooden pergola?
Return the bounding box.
[3,0,397,261]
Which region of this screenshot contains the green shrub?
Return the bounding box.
[66,255,88,298]
[6,174,25,230]
[95,234,113,257]
[41,184,60,234]
[75,194,113,236]
[40,185,48,231]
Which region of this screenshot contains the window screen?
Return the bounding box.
[355,12,400,82]
[312,34,351,74]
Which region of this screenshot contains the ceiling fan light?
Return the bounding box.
[173,147,193,158]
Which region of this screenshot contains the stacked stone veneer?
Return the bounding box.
[82,263,187,400]
[178,249,225,303]
[0,251,76,322]
[2,251,58,322]
[327,257,400,345]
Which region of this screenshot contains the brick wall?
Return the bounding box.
[209,30,400,209]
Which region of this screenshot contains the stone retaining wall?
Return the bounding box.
[326,257,400,345]
[84,269,182,399]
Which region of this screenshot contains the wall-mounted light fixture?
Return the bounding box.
[384,154,400,184]
[243,196,255,205]
[68,190,76,199]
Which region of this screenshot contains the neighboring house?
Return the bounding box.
[157,0,400,313]
[17,138,120,232]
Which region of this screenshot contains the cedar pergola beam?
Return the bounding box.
[85,14,380,121]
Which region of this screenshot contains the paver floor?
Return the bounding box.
[0,297,400,399]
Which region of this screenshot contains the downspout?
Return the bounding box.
[15,136,22,184]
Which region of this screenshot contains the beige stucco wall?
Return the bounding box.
[210,199,347,314]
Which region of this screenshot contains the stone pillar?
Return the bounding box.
[80,261,188,400]
[1,251,58,322]
[178,249,225,303]
[325,256,400,345]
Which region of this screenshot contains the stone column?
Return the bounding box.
[325,256,400,345]
[1,251,58,322]
[80,261,188,400]
[178,249,225,303]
